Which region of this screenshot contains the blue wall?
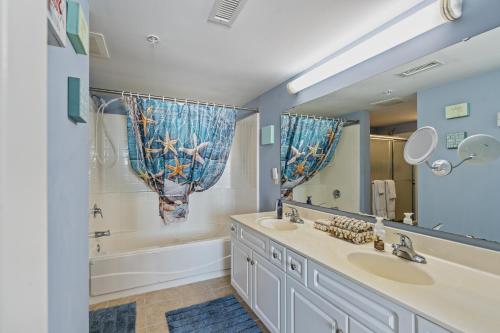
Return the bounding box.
[247,0,500,211]
[417,68,500,240]
[47,0,89,331]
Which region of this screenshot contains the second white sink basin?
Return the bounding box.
[257,218,298,231]
[347,252,434,286]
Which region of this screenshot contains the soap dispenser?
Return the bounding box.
[373,217,386,252]
[275,199,283,219]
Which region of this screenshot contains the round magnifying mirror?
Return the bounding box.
[404,126,438,165]
[458,134,500,165]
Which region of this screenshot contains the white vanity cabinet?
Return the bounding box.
[230,221,453,333]
[231,225,286,333]
[231,239,253,305]
[287,276,348,333]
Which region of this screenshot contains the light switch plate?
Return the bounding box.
[446,131,467,149]
[445,102,469,119]
[261,125,275,145]
[497,112,500,127]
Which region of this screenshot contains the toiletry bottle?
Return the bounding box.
[276,199,283,219]
[306,196,312,205]
[373,217,386,251]
[403,212,414,225]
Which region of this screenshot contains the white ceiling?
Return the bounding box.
[89,0,422,105]
[369,97,417,127]
[293,26,500,126]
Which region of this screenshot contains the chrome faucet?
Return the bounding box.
[92,230,111,238]
[391,233,426,264]
[285,207,304,224]
[90,204,103,218]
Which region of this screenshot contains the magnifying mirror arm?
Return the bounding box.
[452,154,476,168]
[423,154,476,176]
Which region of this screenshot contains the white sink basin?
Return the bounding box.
[257,218,298,231]
[347,252,434,286]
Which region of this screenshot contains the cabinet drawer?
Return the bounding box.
[307,260,413,333]
[230,222,238,238]
[269,240,286,271]
[286,249,307,286]
[238,225,269,257]
[416,316,451,333]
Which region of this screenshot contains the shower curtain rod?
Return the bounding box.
[282,112,360,127]
[89,87,259,113]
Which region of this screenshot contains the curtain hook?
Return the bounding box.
[121,91,124,98]
[148,94,151,100]
[174,98,177,104]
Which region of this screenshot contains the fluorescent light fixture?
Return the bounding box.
[287,0,462,94]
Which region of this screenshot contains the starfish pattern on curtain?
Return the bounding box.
[123,96,236,223]
[280,114,344,199]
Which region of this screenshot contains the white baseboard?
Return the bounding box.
[89,269,230,305]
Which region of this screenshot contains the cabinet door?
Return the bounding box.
[349,318,375,333]
[231,240,253,305]
[252,252,286,333]
[286,276,347,333]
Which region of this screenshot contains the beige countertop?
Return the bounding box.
[231,211,500,333]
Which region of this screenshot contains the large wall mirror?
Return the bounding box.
[281,26,500,246]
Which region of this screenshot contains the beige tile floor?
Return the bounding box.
[89,276,270,333]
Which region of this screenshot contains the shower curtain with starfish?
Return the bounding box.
[280,114,344,199]
[124,96,236,223]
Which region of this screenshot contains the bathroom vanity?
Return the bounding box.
[230,208,500,333]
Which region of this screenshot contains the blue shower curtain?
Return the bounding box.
[125,96,236,223]
[280,114,343,198]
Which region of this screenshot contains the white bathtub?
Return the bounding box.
[89,231,230,298]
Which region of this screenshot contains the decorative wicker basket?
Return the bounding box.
[315,215,374,245]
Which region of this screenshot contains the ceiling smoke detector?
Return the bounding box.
[146,34,160,47]
[208,0,248,27]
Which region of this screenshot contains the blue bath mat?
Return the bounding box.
[166,295,262,333]
[89,302,136,333]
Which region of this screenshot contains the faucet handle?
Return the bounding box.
[395,233,413,248]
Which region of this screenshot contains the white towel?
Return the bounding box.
[385,180,396,220]
[371,180,387,218]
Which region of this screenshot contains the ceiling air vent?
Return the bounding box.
[370,97,405,107]
[208,0,248,27]
[396,60,443,78]
[89,32,110,58]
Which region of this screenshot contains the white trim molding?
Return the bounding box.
[0,0,48,332]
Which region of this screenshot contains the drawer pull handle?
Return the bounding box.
[336,329,343,333]
[250,260,255,266]
[246,257,251,262]
[231,226,235,231]
[272,252,278,259]
[290,263,297,271]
